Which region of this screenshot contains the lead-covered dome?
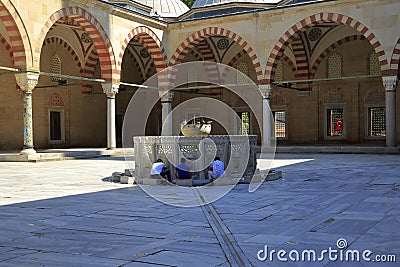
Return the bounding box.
[192,0,281,8]
[134,0,189,17]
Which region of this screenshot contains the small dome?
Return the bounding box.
[192,0,281,8]
[134,0,189,17]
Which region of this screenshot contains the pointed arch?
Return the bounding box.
[43,37,83,74]
[196,39,219,83]
[390,37,400,76]
[197,39,216,62]
[227,50,245,68]
[282,55,297,75]
[81,49,99,94]
[265,13,388,84]
[310,35,366,79]
[170,27,263,84]
[0,0,31,69]
[83,49,99,79]
[0,35,13,60]
[37,7,117,82]
[292,37,310,90]
[124,46,146,81]
[118,26,167,74]
[145,62,156,80]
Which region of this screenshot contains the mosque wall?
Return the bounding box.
[0,0,398,150]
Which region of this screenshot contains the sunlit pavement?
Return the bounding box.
[0,154,399,266]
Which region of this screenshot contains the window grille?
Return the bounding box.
[275,61,284,83]
[369,52,381,76]
[237,111,250,135]
[328,53,342,78]
[273,111,286,138]
[327,108,344,136]
[51,54,61,82]
[236,62,249,84]
[368,107,385,137]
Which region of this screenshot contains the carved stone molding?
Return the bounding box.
[159,90,174,103]
[15,73,39,92]
[382,76,398,92]
[324,88,344,104]
[102,83,119,98]
[259,84,273,99]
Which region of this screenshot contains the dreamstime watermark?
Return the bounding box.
[122,62,276,207]
[257,238,397,263]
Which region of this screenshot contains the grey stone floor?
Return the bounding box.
[0,154,399,266]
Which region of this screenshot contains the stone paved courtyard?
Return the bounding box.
[0,154,399,266]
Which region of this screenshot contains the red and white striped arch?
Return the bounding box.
[220,50,245,82]
[80,50,99,95]
[38,7,117,82]
[188,49,202,61]
[0,35,13,62]
[170,27,263,84]
[389,37,400,76]
[0,0,31,69]
[310,35,366,79]
[291,37,310,90]
[118,26,167,75]
[197,39,216,62]
[196,39,219,83]
[83,50,99,80]
[227,50,245,68]
[222,49,281,83]
[282,55,297,75]
[124,47,146,82]
[43,37,83,74]
[145,62,156,80]
[265,13,388,84]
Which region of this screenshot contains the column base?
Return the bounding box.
[106,147,116,150]
[20,148,37,155]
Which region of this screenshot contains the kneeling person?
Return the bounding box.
[150,159,171,182]
[174,158,192,180]
[208,157,225,182]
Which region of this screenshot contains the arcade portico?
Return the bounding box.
[0,0,399,156]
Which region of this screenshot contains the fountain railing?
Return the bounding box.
[133,135,257,181]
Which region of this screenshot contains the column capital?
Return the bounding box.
[159,90,174,103]
[102,83,119,98]
[382,76,398,92]
[15,73,39,92]
[259,84,273,99]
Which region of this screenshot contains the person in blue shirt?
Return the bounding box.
[208,156,225,182]
[174,158,192,180]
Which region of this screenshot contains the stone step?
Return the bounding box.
[120,175,135,184]
[135,177,166,185]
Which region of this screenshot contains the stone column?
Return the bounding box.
[102,83,119,150]
[15,73,39,155]
[383,76,398,147]
[159,90,174,136]
[259,84,273,148]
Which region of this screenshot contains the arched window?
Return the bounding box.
[328,53,342,78]
[236,62,249,84]
[275,60,284,83]
[51,54,61,82]
[369,51,380,76]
